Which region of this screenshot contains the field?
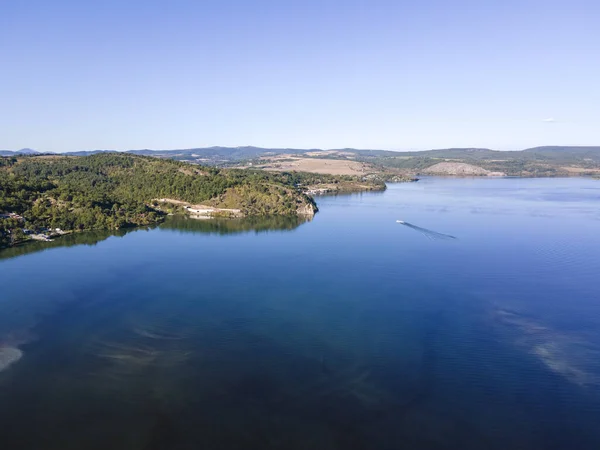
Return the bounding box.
[247,155,375,176]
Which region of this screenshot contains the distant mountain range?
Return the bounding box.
[2,145,600,160]
[3,146,600,178]
[0,148,40,156]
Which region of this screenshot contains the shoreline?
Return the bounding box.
[3,174,594,250]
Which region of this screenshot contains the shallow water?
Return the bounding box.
[1,177,599,449]
[0,347,22,371]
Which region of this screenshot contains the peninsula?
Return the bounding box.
[0,153,384,247]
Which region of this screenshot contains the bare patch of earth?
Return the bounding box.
[178,167,208,176]
[250,156,374,176]
[422,162,505,177]
[561,166,600,174]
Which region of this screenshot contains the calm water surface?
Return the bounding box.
[1,177,599,449]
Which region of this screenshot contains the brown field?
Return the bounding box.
[561,166,600,174]
[250,156,375,175]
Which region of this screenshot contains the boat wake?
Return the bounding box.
[396,220,457,241]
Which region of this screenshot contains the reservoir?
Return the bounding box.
[1,177,600,449]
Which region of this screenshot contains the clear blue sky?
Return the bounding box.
[1,0,598,152]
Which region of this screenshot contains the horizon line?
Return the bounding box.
[4,144,600,154]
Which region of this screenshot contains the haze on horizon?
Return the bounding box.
[2,0,598,153]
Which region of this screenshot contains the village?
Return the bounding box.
[0,211,67,243]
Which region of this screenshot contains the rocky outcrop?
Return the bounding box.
[422,162,505,176]
[297,201,318,216]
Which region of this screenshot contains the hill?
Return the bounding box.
[350,147,600,177]
[118,146,600,176]
[0,148,40,156]
[0,153,324,247]
[522,146,600,162]
[3,145,600,178]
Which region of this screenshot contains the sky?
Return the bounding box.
[1,0,598,152]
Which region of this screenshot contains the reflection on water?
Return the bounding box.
[159,214,311,235]
[0,215,310,263]
[0,228,136,261]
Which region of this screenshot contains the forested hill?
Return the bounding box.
[0,154,318,247]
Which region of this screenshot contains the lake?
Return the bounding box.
[1,177,600,449]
